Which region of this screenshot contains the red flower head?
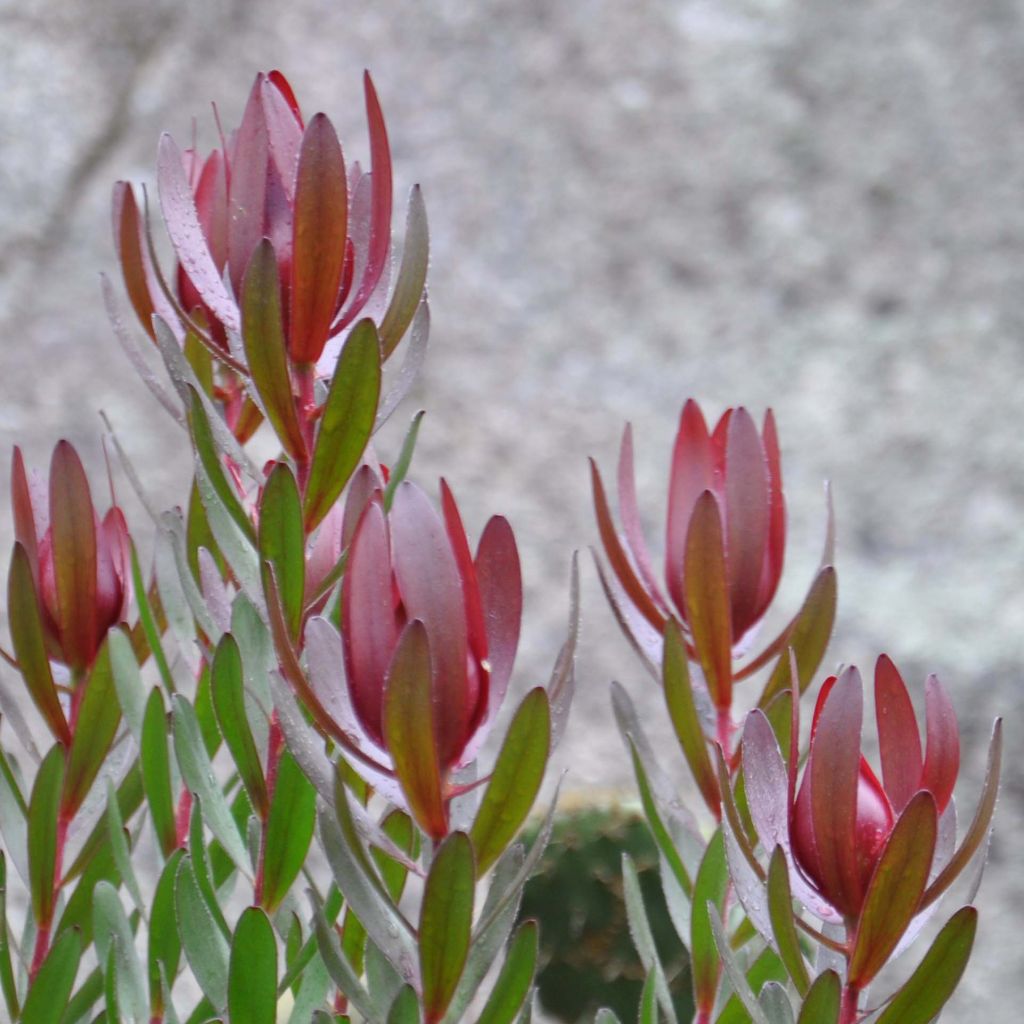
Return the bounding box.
[592,399,791,719]
[11,443,131,675]
[338,472,522,837]
[790,659,960,925]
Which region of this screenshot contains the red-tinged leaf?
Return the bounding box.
[268,70,303,125]
[211,634,268,819]
[343,72,393,321]
[921,718,1002,910]
[757,566,837,704]
[290,113,348,365]
[390,483,470,767]
[227,76,270,298]
[111,182,157,340]
[666,399,714,614]
[469,688,550,876]
[8,544,71,744]
[262,75,304,200]
[690,829,729,1015]
[241,239,307,462]
[796,970,840,1024]
[259,463,305,641]
[808,666,863,919]
[874,906,977,1024]
[683,491,733,709]
[760,409,786,597]
[473,515,522,731]
[662,620,719,817]
[420,832,474,1023]
[383,620,447,839]
[590,458,666,632]
[379,186,428,359]
[768,846,810,996]
[921,674,960,815]
[874,654,923,814]
[62,639,122,819]
[741,711,790,862]
[193,150,229,272]
[157,134,241,335]
[28,745,65,930]
[304,319,381,532]
[849,790,937,987]
[616,424,669,614]
[49,441,98,672]
[724,407,770,636]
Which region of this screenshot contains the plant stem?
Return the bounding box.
[839,982,860,1024]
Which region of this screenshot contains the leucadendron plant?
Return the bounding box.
[591,405,1002,1024]
[0,65,1002,1024]
[0,70,576,1024]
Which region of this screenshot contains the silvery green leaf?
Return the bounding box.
[758,981,795,1024]
[105,778,143,914]
[175,856,229,1010]
[108,630,146,745]
[367,939,405,1018]
[709,903,769,1024]
[660,851,691,945]
[231,593,273,710]
[622,853,677,1024]
[595,1010,623,1024]
[311,893,377,1020]
[286,939,331,1024]
[0,746,29,883]
[93,881,147,1023]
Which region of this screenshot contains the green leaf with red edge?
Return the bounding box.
[849,790,938,987]
[920,717,1002,911]
[259,462,305,641]
[211,634,267,819]
[767,846,810,996]
[241,238,307,462]
[7,543,71,744]
[112,182,157,340]
[304,319,381,533]
[420,832,475,1024]
[260,750,316,913]
[795,971,840,1024]
[758,567,837,706]
[691,829,729,1016]
[187,386,257,546]
[228,907,277,1024]
[62,639,122,820]
[476,920,538,1024]
[874,906,977,1024]
[289,113,348,365]
[469,688,550,876]
[663,619,719,817]
[19,926,81,1024]
[380,187,429,358]
[684,491,733,710]
[28,745,64,929]
[49,440,99,673]
[383,621,447,839]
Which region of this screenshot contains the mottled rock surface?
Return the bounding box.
[1,0,1020,1017]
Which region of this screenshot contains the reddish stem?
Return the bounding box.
[716,706,734,762]
[294,363,317,493]
[839,982,860,1024]
[175,787,194,848]
[254,712,285,907]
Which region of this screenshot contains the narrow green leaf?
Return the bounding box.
[129,541,176,696]
[0,853,19,1022]
[229,907,278,1024]
[387,984,421,1024]
[188,797,232,942]
[848,792,937,987]
[372,810,420,903]
[875,906,977,1024]
[420,832,475,1024]
[470,688,550,876]
[29,745,65,928]
[622,853,677,1024]
[141,687,177,858]
[383,621,446,839]
[691,830,729,1016]
[171,694,250,876]
[149,849,184,1012]
[62,639,121,819]
[715,948,787,1024]
[259,463,305,641]
[187,385,257,544]
[55,835,116,950]
[210,634,268,818]
[260,750,316,912]
[175,855,230,1009]
[105,778,143,913]
[19,928,81,1024]
[758,982,795,1024]
[379,187,429,358]
[311,896,377,1020]
[8,543,71,744]
[795,970,840,1024]
[663,620,719,816]
[241,239,307,461]
[759,568,837,706]
[93,880,147,1022]
[382,410,425,512]
[707,905,769,1024]
[109,628,146,744]
[638,970,657,1024]
[304,319,381,532]
[767,847,809,996]
[477,920,538,1024]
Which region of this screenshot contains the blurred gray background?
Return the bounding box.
[1,0,1020,1018]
